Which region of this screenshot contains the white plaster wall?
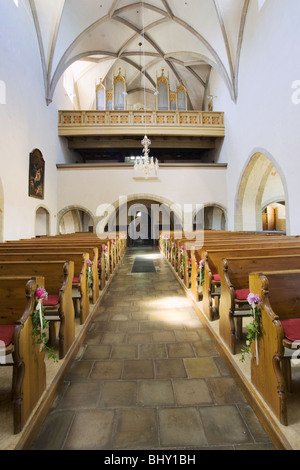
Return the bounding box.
[0,0,73,241]
[57,165,228,229]
[207,0,300,235]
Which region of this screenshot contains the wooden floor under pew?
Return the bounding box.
[164,255,300,450]
[0,250,119,450]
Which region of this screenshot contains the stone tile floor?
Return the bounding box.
[30,247,275,450]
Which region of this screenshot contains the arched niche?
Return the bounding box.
[57,206,95,234]
[35,206,50,237]
[235,151,288,232]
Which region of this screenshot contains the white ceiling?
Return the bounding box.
[29,0,250,109]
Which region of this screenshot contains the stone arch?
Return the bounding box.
[235,149,289,233]
[35,205,50,237]
[57,205,95,234]
[194,203,227,230]
[95,194,184,244]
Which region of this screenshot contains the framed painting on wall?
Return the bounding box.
[29,148,45,199]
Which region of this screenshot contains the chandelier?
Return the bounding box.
[134,135,158,178]
[133,0,159,179]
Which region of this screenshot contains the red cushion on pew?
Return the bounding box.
[72,277,80,284]
[235,289,250,300]
[280,318,300,342]
[43,294,59,306]
[0,325,15,346]
[212,274,220,281]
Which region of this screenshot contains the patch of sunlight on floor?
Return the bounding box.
[137,253,161,260]
[144,296,191,310]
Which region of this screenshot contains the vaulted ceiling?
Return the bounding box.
[29,0,250,110]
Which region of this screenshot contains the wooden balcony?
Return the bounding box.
[58,110,225,138]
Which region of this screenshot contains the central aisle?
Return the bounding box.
[31,247,274,450]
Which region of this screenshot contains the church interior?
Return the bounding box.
[1,0,300,451]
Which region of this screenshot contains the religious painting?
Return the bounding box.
[29,148,45,199]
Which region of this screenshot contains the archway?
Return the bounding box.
[98,194,183,247]
[57,206,95,234]
[35,206,50,237]
[193,204,226,231]
[235,151,288,232]
[262,201,286,232]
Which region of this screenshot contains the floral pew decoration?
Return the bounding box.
[198,259,205,289]
[240,293,262,364]
[32,287,58,362]
[86,259,93,297]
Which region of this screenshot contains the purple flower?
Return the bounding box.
[247,293,261,306]
[87,259,93,267]
[36,287,48,300]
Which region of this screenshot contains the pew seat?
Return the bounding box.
[281,318,300,343]
[0,324,15,354]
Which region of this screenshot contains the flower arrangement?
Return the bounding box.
[104,245,108,274]
[87,259,93,285]
[180,245,185,275]
[240,293,262,363]
[32,287,58,362]
[198,259,205,286]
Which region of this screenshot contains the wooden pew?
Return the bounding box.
[249,270,300,426]
[201,245,300,321]
[0,252,89,325]
[218,255,300,355]
[0,231,127,303]
[0,276,46,434]
[189,238,300,302]
[0,245,99,303]
[0,261,74,359]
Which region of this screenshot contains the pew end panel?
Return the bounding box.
[52,261,75,358]
[0,276,46,434]
[249,270,300,426]
[218,258,237,354]
[190,250,199,302]
[202,253,221,321]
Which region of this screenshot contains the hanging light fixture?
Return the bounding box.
[134,135,159,177]
[134,0,159,179]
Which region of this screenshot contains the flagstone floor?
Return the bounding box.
[30,247,275,450]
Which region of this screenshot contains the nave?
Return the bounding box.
[29,247,274,450]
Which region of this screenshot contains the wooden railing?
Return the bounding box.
[58,110,225,137]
